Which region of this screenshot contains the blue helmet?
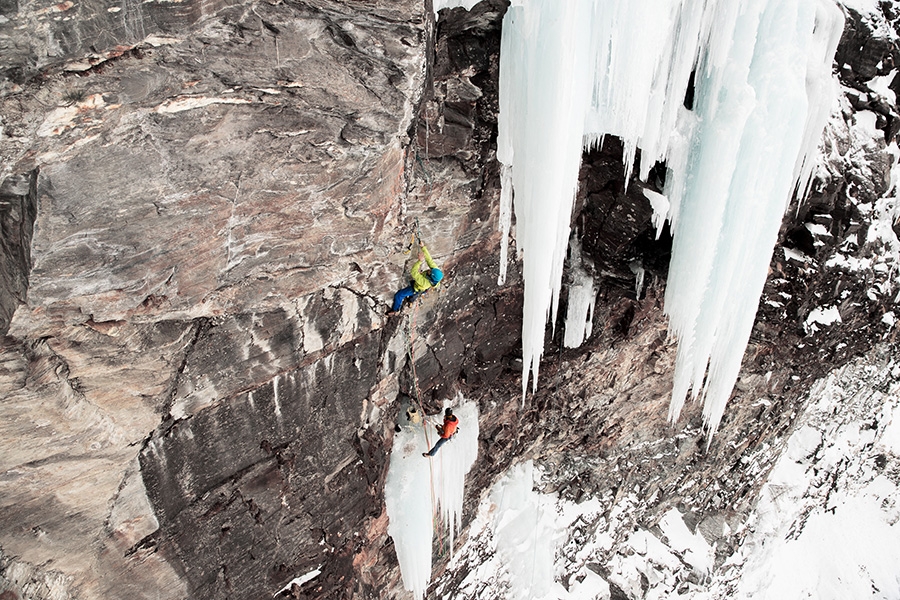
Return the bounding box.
[429,268,444,285]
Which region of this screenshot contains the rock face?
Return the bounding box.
[0,2,898,600]
[0,0,440,597]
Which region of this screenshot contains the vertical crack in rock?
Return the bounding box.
[161,317,212,425]
[0,170,37,335]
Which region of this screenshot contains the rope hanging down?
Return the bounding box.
[405,302,448,553]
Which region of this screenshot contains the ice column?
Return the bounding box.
[384,397,479,599]
[664,0,844,437]
[497,0,595,399]
[563,238,596,349]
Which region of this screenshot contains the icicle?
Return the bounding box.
[496,0,843,441]
[643,188,671,240]
[273,375,281,419]
[630,261,646,300]
[563,237,597,349]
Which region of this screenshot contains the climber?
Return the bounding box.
[388,241,443,314]
[423,408,459,457]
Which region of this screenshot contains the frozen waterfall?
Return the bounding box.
[384,397,479,599]
[496,0,844,436]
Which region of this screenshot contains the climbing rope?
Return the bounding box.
[407,302,429,444]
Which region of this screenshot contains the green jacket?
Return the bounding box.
[410,246,438,293]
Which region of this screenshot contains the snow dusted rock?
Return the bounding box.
[713,346,900,598]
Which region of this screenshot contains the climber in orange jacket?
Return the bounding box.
[388,242,443,314]
[423,408,458,457]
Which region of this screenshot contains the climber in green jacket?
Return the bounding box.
[388,242,443,313]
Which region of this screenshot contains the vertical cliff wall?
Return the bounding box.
[1,1,438,597]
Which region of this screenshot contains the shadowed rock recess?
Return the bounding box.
[0,1,897,599]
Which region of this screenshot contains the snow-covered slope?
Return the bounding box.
[436,346,900,600]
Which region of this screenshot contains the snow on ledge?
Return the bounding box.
[804,305,842,333]
[275,568,321,596]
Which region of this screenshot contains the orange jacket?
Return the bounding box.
[438,415,458,439]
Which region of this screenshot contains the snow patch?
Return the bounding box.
[869,71,897,105]
[825,252,872,270]
[804,305,842,333]
[658,508,714,575]
[275,568,321,596]
[783,246,810,263]
[838,0,881,16]
[720,350,900,599]
[804,222,831,237]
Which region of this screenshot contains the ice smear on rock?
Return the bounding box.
[497,0,843,436]
[491,461,561,599]
[384,395,479,600]
[563,238,596,349]
[443,460,605,600]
